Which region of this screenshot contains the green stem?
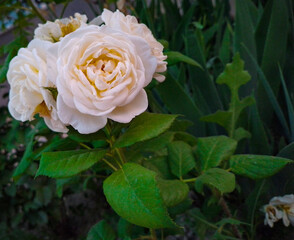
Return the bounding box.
[60,0,70,18]
[79,140,117,171]
[190,212,234,236]
[102,158,118,171]
[115,148,126,164]
[79,142,91,150]
[182,177,197,183]
[250,179,265,240]
[105,121,126,165]
[26,0,46,23]
[150,229,157,240]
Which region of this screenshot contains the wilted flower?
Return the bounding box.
[264,205,283,227]
[264,194,294,227]
[34,13,87,42]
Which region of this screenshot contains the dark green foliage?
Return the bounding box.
[2,1,294,240]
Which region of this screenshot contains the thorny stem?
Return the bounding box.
[219,197,242,239]
[26,0,46,23]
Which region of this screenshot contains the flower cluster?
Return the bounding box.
[7,10,167,134]
[264,194,294,227]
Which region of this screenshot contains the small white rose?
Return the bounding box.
[97,9,167,82]
[264,205,283,228]
[264,194,294,227]
[34,13,87,42]
[7,38,67,133]
[48,24,157,134]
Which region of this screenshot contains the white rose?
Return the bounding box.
[34,13,87,42]
[7,39,67,133]
[269,194,294,226]
[99,9,167,82]
[264,205,283,227]
[48,25,157,134]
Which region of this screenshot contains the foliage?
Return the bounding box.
[1,0,294,239]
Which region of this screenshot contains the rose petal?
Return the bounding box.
[107,89,148,123]
[57,96,107,134]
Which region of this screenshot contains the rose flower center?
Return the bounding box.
[79,48,128,95]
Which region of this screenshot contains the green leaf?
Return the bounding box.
[35,186,52,206]
[156,73,205,136]
[0,51,13,83]
[13,120,48,180]
[256,0,288,98]
[167,141,195,178]
[56,178,74,198]
[201,53,254,137]
[43,87,58,101]
[233,127,251,141]
[195,168,235,194]
[184,31,223,113]
[216,218,248,227]
[68,128,106,143]
[278,142,294,160]
[230,155,291,179]
[279,66,294,141]
[201,110,232,132]
[196,136,237,171]
[103,163,176,229]
[87,220,116,240]
[173,132,197,146]
[36,149,107,178]
[131,132,174,154]
[157,178,189,207]
[114,112,177,148]
[166,51,203,69]
[243,45,290,139]
[219,24,231,65]
[142,156,174,179]
[171,4,196,50]
[248,104,271,154]
[234,0,258,95]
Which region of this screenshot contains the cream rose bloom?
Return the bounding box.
[269,194,294,227]
[7,39,67,133]
[98,9,167,82]
[48,25,157,134]
[34,13,87,42]
[264,194,294,227]
[264,205,283,227]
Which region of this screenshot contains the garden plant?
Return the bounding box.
[1,0,294,239]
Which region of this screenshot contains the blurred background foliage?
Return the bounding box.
[1,0,294,239]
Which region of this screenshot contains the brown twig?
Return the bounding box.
[219,196,242,239]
